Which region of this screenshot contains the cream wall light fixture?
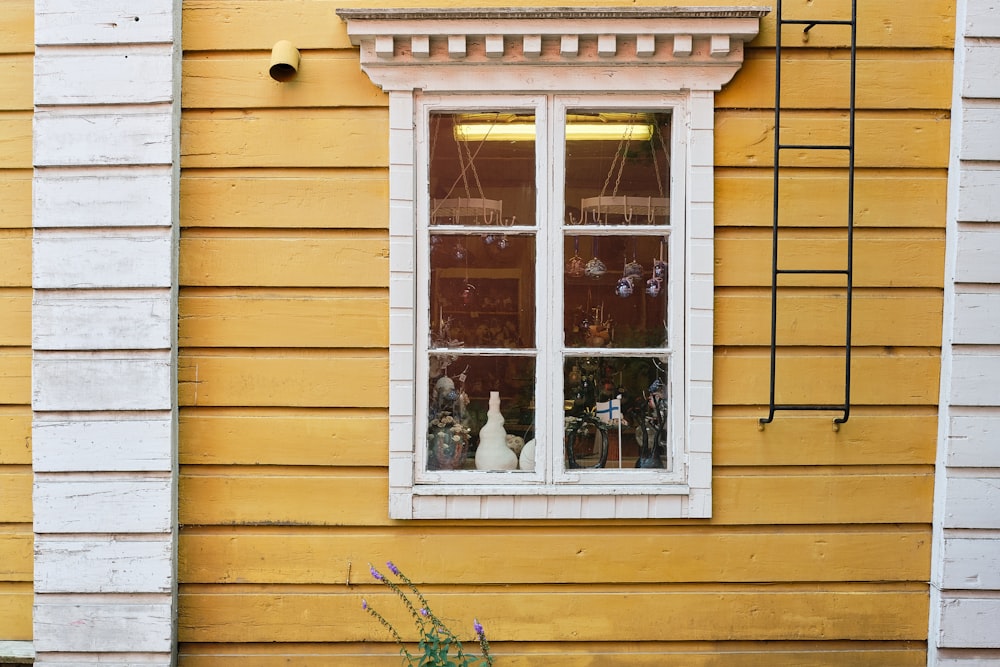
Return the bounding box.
[269,40,300,81]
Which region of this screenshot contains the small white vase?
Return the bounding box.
[475,392,518,471]
[518,438,535,471]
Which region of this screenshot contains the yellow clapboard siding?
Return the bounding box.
[183,53,387,109]
[0,0,32,55]
[715,230,944,288]
[720,53,953,110]
[181,109,388,169]
[179,235,389,288]
[715,110,950,169]
[715,290,942,347]
[713,412,937,467]
[715,168,946,229]
[714,350,940,406]
[180,172,387,229]
[178,527,929,585]
[181,0,954,51]
[178,643,927,667]
[0,350,30,405]
[179,293,388,348]
[0,113,32,169]
[178,354,388,408]
[0,411,31,465]
[0,529,32,580]
[179,410,388,467]
[0,54,33,111]
[0,174,32,230]
[178,587,928,643]
[753,0,954,49]
[0,236,31,287]
[0,585,31,641]
[0,291,32,347]
[0,470,32,523]
[179,469,931,527]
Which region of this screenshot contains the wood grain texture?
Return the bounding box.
[34,168,174,229]
[0,113,32,169]
[179,234,388,287]
[180,172,388,229]
[947,414,1000,468]
[0,529,31,580]
[0,175,32,229]
[34,108,173,167]
[34,596,173,652]
[33,417,173,473]
[178,586,929,643]
[0,54,33,111]
[0,470,32,523]
[35,47,174,106]
[941,537,1000,590]
[35,537,173,593]
[36,0,175,45]
[956,229,1000,283]
[33,354,172,411]
[33,231,174,289]
[179,527,930,585]
[33,291,172,350]
[0,350,31,405]
[954,292,1000,344]
[0,586,31,641]
[33,477,173,534]
[0,0,32,54]
[0,236,31,287]
[0,291,31,346]
[958,167,1000,222]
[937,597,1000,649]
[0,412,31,465]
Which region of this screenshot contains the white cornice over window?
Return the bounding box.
[339,6,769,92]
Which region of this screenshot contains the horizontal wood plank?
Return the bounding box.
[183,53,387,109]
[716,290,942,347]
[715,349,940,406]
[33,354,172,412]
[181,110,388,169]
[941,476,1000,529]
[0,54,32,111]
[956,229,1000,283]
[0,412,31,465]
[963,43,1000,98]
[720,53,953,110]
[949,354,1000,407]
[0,291,31,346]
[0,351,31,405]
[0,587,31,641]
[33,417,173,473]
[177,587,928,643]
[0,175,32,229]
[0,237,30,287]
[947,414,1000,468]
[954,292,1000,344]
[178,354,388,408]
[33,231,174,289]
[179,410,387,466]
[34,477,173,534]
[0,470,32,523]
[34,596,173,652]
[35,47,174,106]
[36,0,175,45]
[715,230,945,288]
[715,110,950,169]
[179,293,388,348]
[180,172,388,229]
[34,168,174,229]
[0,530,31,580]
[715,168,946,229]
[937,597,1000,649]
[960,107,1000,162]
[958,167,1000,222]
[34,108,173,167]
[941,537,1000,590]
[35,537,173,593]
[179,469,932,526]
[33,291,172,351]
[179,235,388,288]
[0,0,32,54]
[178,527,930,585]
[0,114,31,169]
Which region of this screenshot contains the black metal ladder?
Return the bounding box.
[759,0,858,428]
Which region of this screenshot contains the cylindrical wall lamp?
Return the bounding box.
[269,40,300,81]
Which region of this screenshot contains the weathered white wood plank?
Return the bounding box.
[943,476,1000,529]
[955,292,1000,344]
[966,0,1000,38]
[0,641,33,662]
[950,354,1000,407]
[32,417,173,472]
[939,596,1000,648]
[33,291,172,350]
[35,0,175,45]
[956,229,1000,283]
[35,48,173,106]
[964,44,1000,99]
[942,536,1000,590]
[33,108,173,166]
[33,231,173,289]
[34,168,173,228]
[32,354,172,411]
[949,414,1000,468]
[961,107,1000,162]
[33,477,172,534]
[33,596,173,652]
[958,168,1000,223]
[35,537,173,593]
[32,658,172,666]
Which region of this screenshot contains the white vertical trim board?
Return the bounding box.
[32,0,180,664]
[930,0,1000,663]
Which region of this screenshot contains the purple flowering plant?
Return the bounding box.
[362,561,493,666]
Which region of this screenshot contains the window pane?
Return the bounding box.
[564,234,668,349]
[565,111,670,227]
[429,112,536,227]
[430,233,535,349]
[427,353,536,471]
[563,356,670,470]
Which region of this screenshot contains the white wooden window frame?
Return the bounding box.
[338,6,767,519]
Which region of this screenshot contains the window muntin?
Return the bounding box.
[418,95,684,485]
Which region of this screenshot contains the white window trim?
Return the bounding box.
[339,6,767,519]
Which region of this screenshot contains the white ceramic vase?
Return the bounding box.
[475,391,518,470]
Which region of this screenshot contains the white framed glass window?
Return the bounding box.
[336,6,767,519]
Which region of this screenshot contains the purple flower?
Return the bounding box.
[387,561,399,576]
[361,599,368,610]
[420,608,429,617]
[369,564,383,581]
[474,619,484,635]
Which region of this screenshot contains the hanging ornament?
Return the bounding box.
[496,234,509,251]
[652,258,667,280]
[460,282,477,307]
[615,276,634,298]
[584,238,606,279]
[453,242,467,261]
[482,233,496,246]
[645,276,663,298]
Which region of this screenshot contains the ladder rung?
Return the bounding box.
[779,19,854,26]
[778,144,852,151]
[776,269,849,275]
[767,404,849,412]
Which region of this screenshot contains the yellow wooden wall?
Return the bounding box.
[177,1,950,664]
[0,0,34,643]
